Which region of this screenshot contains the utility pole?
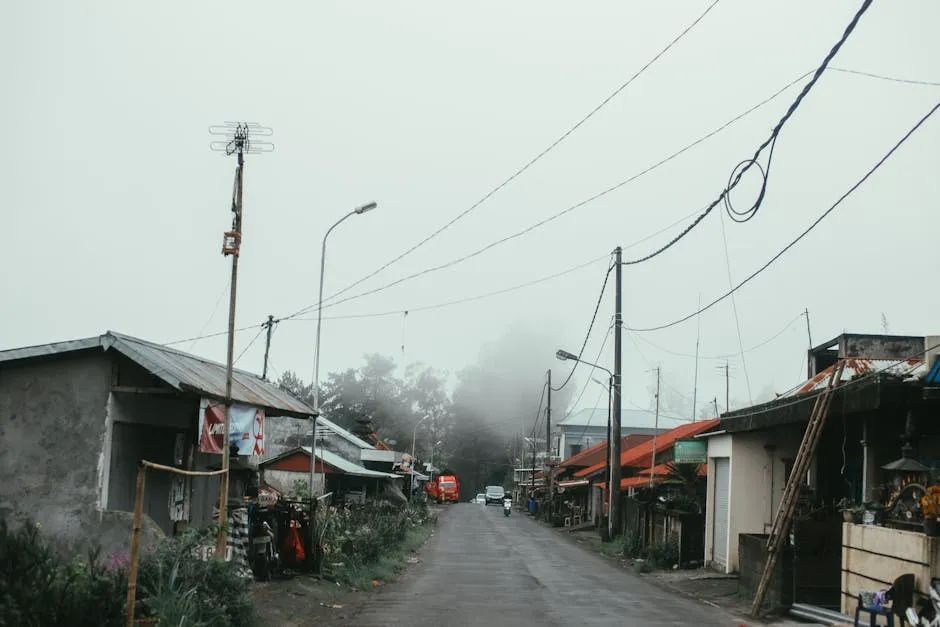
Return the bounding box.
[649,367,661,488]
[723,362,730,413]
[261,315,275,380]
[208,121,273,557]
[692,294,701,422]
[713,397,720,418]
[609,246,623,539]
[546,369,552,521]
[803,308,813,349]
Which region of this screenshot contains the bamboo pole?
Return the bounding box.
[126,463,147,627]
[125,460,228,627]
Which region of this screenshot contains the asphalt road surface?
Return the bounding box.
[353,502,739,626]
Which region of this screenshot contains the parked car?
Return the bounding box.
[484,485,505,505]
[474,493,486,504]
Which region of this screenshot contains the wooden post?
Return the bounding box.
[125,463,147,627]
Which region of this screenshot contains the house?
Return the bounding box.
[702,333,940,615]
[556,407,668,460]
[553,434,652,526]
[259,446,404,504]
[0,331,314,555]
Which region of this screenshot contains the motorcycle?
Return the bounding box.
[906,578,940,626]
[249,519,279,582]
[503,497,512,517]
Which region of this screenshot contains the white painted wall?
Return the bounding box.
[705,430,800,573]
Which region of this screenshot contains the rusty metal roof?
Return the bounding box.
[786,357,925,397]
[0,331,315,418]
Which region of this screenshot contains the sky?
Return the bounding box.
[3,1,938,431]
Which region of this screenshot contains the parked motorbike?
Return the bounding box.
[503,497,512,517]
[906,578,940,626]
[250,520,279,581]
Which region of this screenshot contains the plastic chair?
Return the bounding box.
[854,573,914,627]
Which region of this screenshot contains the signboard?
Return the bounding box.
[673,439,707,464]
[198,399,265,456]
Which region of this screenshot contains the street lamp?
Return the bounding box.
[411,415,431,500]
[557,347,616,540]
[310,201,378,501]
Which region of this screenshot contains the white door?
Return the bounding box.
[712,458,730,569]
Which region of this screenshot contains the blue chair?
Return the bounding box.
[854,573,914,627]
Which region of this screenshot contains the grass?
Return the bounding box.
[329,520,435,590]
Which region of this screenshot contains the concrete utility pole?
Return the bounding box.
[546,369,552,521]
[261,315,275,380]
[609,246,623,538]
[649,367,661,489]
[723,362,730,413]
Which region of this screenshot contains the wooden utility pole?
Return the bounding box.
[208,121,273,557]
[546,369,552,521]
[649,367,661,488]
[262,315,275,380]
[609,246,623,538]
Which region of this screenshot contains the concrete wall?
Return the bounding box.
[705,429,802,573]
[0,351,130,553]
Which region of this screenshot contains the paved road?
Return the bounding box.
[353,503,740,626]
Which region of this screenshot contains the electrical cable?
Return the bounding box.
[308,1,722,310]
[621,0,876,265]
[625,99,940,333]
[283,69,812,322]
[561,320,615,448]
[829,66,940,87]
[233,326,266,366]
[718,209,753,405]
[551,258,615,392]
[631,311,805,360]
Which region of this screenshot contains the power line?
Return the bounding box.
[829,66,940,87]
[552,258,615,392]
[282,70,812,322]
[627,99,940,333]
[306,1,722,311]
[233,325,266,366]
[718,209,753,405]
[631,311,805,360]
[620,0,876,265]
[562,320,615,447]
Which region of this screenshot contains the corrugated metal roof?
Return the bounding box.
[0,331,315,418]
[303,447,400,479]
[786,358,925,397]
[317,416,374,450]
[575,419,719,479]
[558,407,664,429]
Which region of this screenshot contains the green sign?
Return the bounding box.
[673,439,707,464]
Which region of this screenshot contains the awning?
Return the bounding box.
[621,476,662,490]
[556,478,589,489]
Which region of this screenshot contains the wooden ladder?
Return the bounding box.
[750,359,845,617]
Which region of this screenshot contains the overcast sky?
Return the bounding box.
[3,1,938,427]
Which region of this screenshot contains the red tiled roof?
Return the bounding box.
[558,434,652,470]
[574,419,719,479]
[637,463,707,478]
[621,475,661,489]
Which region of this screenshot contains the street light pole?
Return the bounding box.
[309,200,378,555]
[557,349,615,540]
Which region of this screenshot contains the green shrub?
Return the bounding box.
[643,537,680,570]
[137,527,255,627]
[0,519,126,627]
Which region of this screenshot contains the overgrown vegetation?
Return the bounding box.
[0,520,125,627]
[319,502,435,589]
[0,520,254,627]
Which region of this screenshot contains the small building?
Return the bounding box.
[259,446,404,504]
[556,408,668,460]
[0,331,314,555]
[703,333,940,615]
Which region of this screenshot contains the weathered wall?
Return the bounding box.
[0,351,126,553]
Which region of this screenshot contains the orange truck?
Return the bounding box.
[426,475,460,503]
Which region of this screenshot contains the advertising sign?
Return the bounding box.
[198,398,265,456]
[673,439,707,464]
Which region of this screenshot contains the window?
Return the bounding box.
[569,444,582,456]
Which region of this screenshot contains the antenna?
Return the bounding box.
[209,122,275,155]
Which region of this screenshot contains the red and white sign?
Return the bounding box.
[198,398,265,456]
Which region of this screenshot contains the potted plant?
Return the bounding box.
[920,486,940,536]
[837,498,862,524]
